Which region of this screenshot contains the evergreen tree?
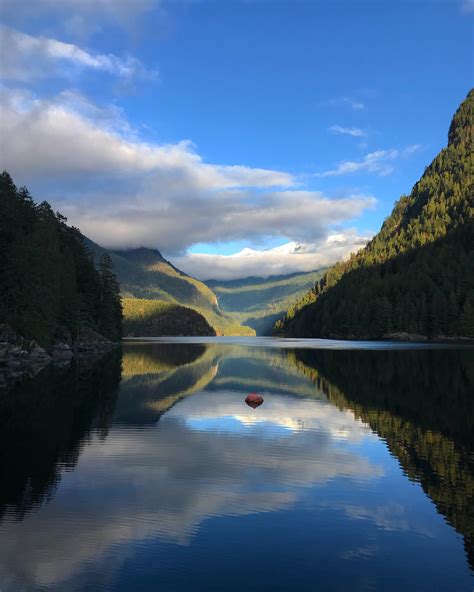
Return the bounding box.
[276,89,474,339]
[0,173,122,346]
[98,253,123,341]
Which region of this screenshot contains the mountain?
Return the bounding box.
[122,298,215,337]
[275,89,474,339]
[85,240,254,336]
[206,269,325,335]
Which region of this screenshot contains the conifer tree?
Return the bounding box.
[0,172,123,346]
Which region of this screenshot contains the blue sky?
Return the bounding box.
[0,0,472,278]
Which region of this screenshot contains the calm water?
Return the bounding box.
[1,338,473,591]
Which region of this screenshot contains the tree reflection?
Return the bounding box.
[0,351,122,520]
[290,348,474,571]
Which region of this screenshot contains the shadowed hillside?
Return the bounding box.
[123,298,215,337]
[276,89,474,339]
[85,241,254,336]
[206,269,325,335]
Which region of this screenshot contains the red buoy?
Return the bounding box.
[245,392,264,409]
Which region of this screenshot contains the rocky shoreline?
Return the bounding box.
[321,331,474,343]
[382,332,474,343]
[0,324,120,388]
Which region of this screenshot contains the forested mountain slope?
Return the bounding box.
[276,89,474,339]
[86,241,254,336]
[206,269,325,335]
[122,298,216,337]
[0,172,122,346]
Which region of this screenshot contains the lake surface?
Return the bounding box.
[1,338,473,591]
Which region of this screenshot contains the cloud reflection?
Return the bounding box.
[0,390,381,590]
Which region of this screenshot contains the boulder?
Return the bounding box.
[51,342,74,362]
[383,332,428,342]
[30,346,51,364]
[77,327,113,352]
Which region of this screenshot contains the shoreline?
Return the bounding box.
[0,325,120,389]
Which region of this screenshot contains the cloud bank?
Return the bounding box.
[0,0,161,38]
[174,234,371,280]
[0,88,376,265]
[0,20,420,279]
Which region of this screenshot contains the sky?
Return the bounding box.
[0,0,472,280]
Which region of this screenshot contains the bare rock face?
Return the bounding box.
[245,392,264,409]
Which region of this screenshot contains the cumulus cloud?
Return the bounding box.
[317,145,421,178]
[0,25,157,83]
[329,125,367,138]
[0,0,161,38]
[0,88,376,257]
[173,233,372,280]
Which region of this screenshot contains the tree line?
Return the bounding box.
[276,89,474,338]
[0,172,122,346]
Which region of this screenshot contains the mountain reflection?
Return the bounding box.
[290,348,474,570]
[0,341,473,591]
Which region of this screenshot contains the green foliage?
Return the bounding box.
[206,269,325,335]
[277,89,474,338]
[123,298,215,336]
[85,242,254,336]
[0,173,122,345]
[98,253,123,341]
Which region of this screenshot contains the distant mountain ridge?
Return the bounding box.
[206,269,326,335]
[85,239,254,335]
[276,89,474,339]
[86,237,327,336]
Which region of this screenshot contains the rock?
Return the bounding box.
[77,327,113,353]
[245,392,264,409]
[30,346,51,364]
[7,360,22,370]
[383,332,428,342]
[51,342,74,362]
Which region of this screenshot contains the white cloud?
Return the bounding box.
[172,232,372,280]
[461,0,474,13]
[317,145,421,178]
[0,88,376,257]
[329,125,367,138]
[0,25,157,83]
[0,0,161,38]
